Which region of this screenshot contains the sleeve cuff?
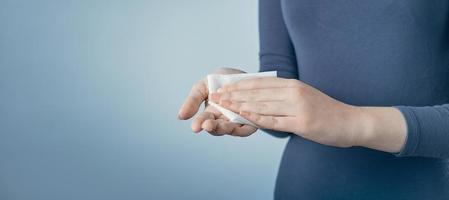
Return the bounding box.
[393,106,421,157]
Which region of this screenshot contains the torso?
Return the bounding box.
[275,0,449,199]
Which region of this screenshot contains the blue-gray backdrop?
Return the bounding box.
[0,0,287,199]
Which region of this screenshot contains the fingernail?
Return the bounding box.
[210,93,220,102]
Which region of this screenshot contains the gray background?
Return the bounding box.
[0,0,287,199]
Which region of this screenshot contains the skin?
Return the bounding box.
[177,68,258,137]
[178,68,407,153]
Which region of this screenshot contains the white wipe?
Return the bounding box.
[207,71,277,126]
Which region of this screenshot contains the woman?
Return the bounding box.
[178,0,449,199]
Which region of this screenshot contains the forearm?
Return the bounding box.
[351,106,407,153]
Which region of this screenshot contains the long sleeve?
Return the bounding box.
[258,0,298,138]
[259,0,298,79]
[392,12,449,159]
[394,105,449,159]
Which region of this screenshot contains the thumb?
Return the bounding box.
[178,79,208,119]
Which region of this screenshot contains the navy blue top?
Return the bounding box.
[259,0,449,199]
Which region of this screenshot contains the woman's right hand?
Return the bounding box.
[177,67,258,137]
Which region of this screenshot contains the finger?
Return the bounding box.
[201,119,222,136]
[219,77,301,92]
[219,100,295,116]
[215,120,241,135]
[230,125,258,137]
[240,111,295,132]
[178,79,208,120]
[202,119,239,136]
[191,111,215,133]
[211,88,294,102]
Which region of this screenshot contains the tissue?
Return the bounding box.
[206,71,277,126]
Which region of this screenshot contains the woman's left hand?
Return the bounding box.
[210,77,367,148]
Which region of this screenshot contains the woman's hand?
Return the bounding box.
[177,67,257,137]
[211,77,407,151]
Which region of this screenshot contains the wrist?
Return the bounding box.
[345,106,376,148]
[350,106,407,153]
[349,106,377,148]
